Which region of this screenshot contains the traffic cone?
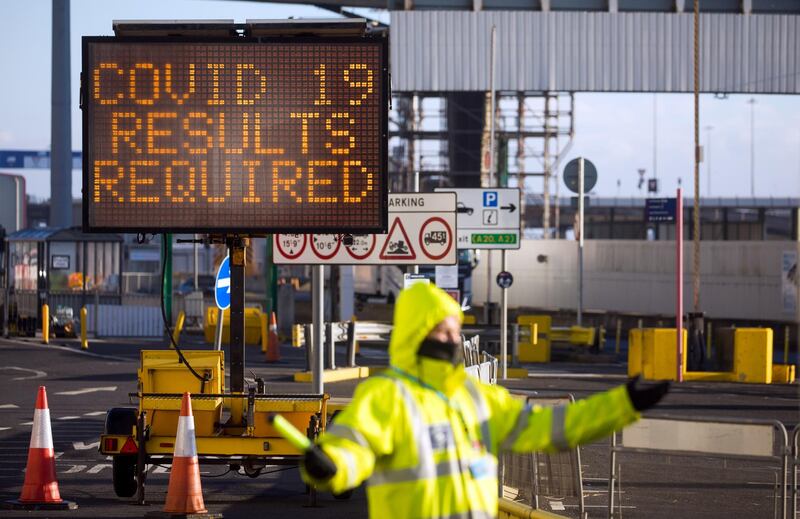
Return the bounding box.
[266,312,280,362]
[3,386,77,510]
[165,393,206,514]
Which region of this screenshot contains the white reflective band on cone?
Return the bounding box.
[30,408,54,449]
[174,415,198,458]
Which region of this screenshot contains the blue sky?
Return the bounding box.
[1,0,798,201]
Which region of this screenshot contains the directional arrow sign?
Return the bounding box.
[215,256,231,310]
[436,188,521,250]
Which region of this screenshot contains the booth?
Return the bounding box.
[3,227,122,336]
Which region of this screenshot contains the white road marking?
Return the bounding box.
[72,441,100,451]
[0,404,19,409]
[549,501,565,511]
[83,411,106,417]
[87,464,111,474]
[19,421,33,426]
[152,466,169,474]
[0,366,47,381]
[57,416,81,420]
[64,465,87,474]
[0,427,10,431]
[56,386,117,396]
[1,338,133,363]
[55,452,63,458]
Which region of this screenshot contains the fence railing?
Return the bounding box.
[609,415,790,519]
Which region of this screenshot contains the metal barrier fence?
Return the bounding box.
[501,393,585,519]
[609,415,790,519]
[792,424,800,518]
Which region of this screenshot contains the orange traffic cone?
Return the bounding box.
[165,393,206,514]
[3,386,77,510]
[266,312,280,362]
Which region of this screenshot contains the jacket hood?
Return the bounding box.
[389,283,464,393]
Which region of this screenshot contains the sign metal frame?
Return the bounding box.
[81,34,389,234]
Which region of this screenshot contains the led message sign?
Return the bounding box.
[82,37,387,233]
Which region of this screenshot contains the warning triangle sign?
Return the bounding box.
[379,218,417,260]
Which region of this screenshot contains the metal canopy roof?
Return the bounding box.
[6,227,122,243]
[231,0,800,14]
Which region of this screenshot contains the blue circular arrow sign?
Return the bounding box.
[214,256,231,310]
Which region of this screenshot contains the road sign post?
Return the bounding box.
[578,158,585,326]
[676,189,684,383]
[564,158,597,327]
[312,265,324,395]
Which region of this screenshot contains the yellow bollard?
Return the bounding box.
[599,325,606,351]
[784,326,790,365]
[80,307,88,350]
[615,318,622,354]
[42,304,50,345]
[171,311,186,348]
[260,312,268,353]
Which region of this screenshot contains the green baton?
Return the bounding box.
[268,413,312,451]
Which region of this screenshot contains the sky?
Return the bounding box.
[0,0,798,201]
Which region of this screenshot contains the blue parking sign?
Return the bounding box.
[483,191,498,207]
[215,256,231,310]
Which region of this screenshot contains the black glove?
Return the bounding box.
[626,376,669,411]
[303,446,337,481]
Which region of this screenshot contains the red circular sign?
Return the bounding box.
[345,234,377,260]
[418,217,453,261]
[275,234,307,260]
[311,234,342,260]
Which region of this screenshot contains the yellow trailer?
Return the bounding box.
[99,350,329,503]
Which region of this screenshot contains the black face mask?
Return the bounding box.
[418,337,464,366]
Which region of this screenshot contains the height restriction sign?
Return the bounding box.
[274,192,456,265]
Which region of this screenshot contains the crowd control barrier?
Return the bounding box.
[608,415,790,519]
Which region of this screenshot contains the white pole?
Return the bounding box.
[412,171,420,275]
[312,264,324,394]
[578,158,585,327]
[485,25,497,324]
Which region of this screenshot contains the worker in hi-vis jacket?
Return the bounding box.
[301,282,668,519]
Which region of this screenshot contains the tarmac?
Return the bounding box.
[0,331,796,518]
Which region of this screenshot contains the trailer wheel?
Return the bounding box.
[112,455,137,497]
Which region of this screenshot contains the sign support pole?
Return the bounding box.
[577,158,585,327]
[676,189,684,382]
[500,249,508,380]
[485,25,497,325]
[162,234,173,328]
[312,264,324,395]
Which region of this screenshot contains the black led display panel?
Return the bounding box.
[82,37,388,233]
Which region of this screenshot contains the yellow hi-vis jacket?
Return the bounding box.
[305,283,639,519]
